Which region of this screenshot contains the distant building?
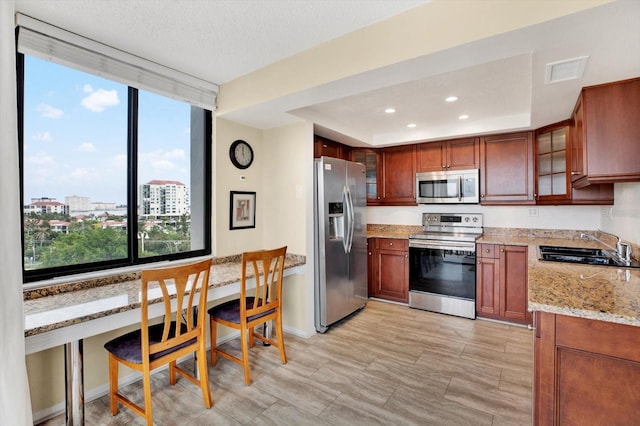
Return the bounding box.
[24,197,69,215]
[139,180,189,217]
[49,219,70,233]
[91,202,117,211]
[65,195,90,212]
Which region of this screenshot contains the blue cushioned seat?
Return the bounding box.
[208,297,275,324]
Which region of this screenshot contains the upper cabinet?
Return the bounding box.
[352,145,416,206]
[535,121,613,205]
[314,135,351,160]
[351,148,380,204]
[571,77,640,188]
[480,132,535,204]
[379,145,417,205]
[416,137,479,172]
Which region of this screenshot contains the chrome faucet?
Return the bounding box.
[616,239,632,265]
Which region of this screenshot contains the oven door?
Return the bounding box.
[408,239,476,318]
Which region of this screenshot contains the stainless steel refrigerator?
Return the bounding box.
[314,156,368,333]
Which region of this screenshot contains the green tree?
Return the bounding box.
[41,226,127,268]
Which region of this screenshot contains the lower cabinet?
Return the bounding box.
[368,238,408,303]
[476,244,531,324]
[534,311,640,425]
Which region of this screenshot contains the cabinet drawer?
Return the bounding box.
[376,238,408,251]
[556,314,640,363]
[477,243,498,258]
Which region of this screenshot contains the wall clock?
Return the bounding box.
[229,139,254,169]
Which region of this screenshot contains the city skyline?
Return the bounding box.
[23,55,193,206]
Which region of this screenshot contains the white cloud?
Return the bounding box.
[163,149,186,160]
[78,142,96,152]
[83,84,93,93]
[70,167,97,179]
[112,154,127,168]
[32,131,52,142]
[81,89,120,112]
[152,159,176,170]
[37,103,64,119]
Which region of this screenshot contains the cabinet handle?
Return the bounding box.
[571,171,578,175]
[389,242,393,246]
[405,254,408,258]
[446,164,450,168]
[500,248,505,252]
[485,249,490,253]
[477,260,481,264]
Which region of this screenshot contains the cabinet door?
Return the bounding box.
[480,132,534,204]
[314,136,350,160]
[448,138,480,170]
[570,98,585,182]
[533,311,556,426]
[574,77,640,187]
[352,149,380,204]
[416,142,446,172]
[499,245,530,324]
[535,124,570,203]
[476,252,500,316]
[371,239,408,303]
[380,145,416,205]
[367,238,375,298]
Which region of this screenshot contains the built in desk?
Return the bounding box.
[24,255,305,425]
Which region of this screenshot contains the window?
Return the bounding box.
[17,19,213,283]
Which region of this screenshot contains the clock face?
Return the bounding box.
[229,140,254,169]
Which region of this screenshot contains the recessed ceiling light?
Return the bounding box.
[445,96,458,102]
[458,114,469,120]
[407,123,416,128]
[385,108,396,114]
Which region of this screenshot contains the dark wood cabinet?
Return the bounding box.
[534,311,640,425]
[479,132,535,204]
[351,148,380,204]
[416,137,479,172]
[476,244,530,325]
[314,135,350,160]
[536,122,613,205]
[571,77,640,188]
[369,238,408,303]
[379,144,416,205]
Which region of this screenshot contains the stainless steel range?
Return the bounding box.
[408,213,483,319]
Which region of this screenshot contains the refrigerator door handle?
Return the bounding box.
[344,184,355,253]
[342,185,351,254]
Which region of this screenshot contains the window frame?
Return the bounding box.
[17,52,212,283]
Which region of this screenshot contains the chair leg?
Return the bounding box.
[197,340,213,408]
[142,367,153,426]
[169,360,177,385]
[209,317,217,366]
[108,354,119,416]
[248,326,255,348]
[275,313,287,365]
[240,326,251,385]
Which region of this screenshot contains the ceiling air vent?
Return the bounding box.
[544,56,589,84]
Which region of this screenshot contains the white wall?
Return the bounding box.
[601,182,640,245]
[367,203,603,230]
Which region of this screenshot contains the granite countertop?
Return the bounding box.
[478,231,640,327]
[367,224,640,327]
[23,254,306,337]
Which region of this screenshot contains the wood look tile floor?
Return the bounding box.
[39,300,533,425]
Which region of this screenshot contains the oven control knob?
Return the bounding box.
[472,217,478,222]
[464,217,470,222]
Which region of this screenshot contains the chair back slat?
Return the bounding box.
[141,259,212,357]
[241,247,286,319]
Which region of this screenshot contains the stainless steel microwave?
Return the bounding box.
[416,169,480,204]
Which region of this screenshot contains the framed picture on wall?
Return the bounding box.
[229,191,256,230]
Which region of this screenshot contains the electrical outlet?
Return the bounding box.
[528,208,538,217]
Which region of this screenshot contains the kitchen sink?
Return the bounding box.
[538,245,639,268]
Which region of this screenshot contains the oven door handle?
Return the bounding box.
[409,240,476,251]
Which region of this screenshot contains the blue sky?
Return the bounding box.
[23,55,191,207]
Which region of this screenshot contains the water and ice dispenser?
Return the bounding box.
[327,202,344,240]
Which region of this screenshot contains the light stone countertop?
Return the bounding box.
[23,254,306,338]
[477,232,640,327]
